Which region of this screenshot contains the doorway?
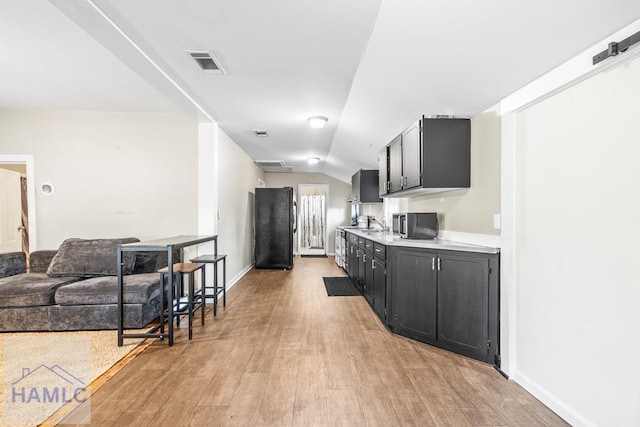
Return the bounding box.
[298,184,329,256]
[0,155,37,254]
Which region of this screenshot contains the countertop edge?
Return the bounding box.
[340,227,500,254]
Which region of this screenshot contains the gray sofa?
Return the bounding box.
[0,237,168,332]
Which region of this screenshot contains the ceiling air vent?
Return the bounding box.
[253,129,269,137]
[186,50,226,74]
[254,160,294,173]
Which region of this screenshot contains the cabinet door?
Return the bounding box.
[347,241,356,280]
[388,135,403,193]
[436,253,489,360]
[402,121,422,190]
[364,251,374,304]
[392,248,437,341]
[357,246,366,293]
[372,258,386,321]
[422,118,470,188]
[351,171,360,203]
[378,148,388,196]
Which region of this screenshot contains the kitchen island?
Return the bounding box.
[341,228,500,366]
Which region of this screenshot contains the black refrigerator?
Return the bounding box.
[255,187,296,269]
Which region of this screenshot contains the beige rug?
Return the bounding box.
[0,330,146,426]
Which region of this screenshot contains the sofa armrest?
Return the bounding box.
[0,252,27,278]
[29,250,58,273]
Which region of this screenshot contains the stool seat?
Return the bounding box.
[158,262,206,340]
[190,254,227,316]
[158,262,204,274]
[191,255,226,263]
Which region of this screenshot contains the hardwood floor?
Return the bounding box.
[59,257,568,426]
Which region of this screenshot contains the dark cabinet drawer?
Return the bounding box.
[365,239,374,253]
[373,243,386,259]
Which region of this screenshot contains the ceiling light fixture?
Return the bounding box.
[308,157,320,165]
[307,116,328,129]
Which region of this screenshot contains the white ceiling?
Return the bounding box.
[3,1,640,182]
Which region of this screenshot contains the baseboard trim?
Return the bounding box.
[512,370,595,427]
[227,263,253,292]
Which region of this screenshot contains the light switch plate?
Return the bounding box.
[493,213,501,230]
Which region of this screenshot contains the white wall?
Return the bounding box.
[264,172,351,254]
[407,108,501,235]
[0,109,198,249]
[513,54,640,427]
[216,129,264,283]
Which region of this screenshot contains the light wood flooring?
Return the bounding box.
[59,256,568,426]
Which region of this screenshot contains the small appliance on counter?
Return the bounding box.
[398,212,439,239]
[356,215,370,229]
[392,213,402,234]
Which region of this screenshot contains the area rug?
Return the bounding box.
[0,330,147,426]
[323,277,361,296]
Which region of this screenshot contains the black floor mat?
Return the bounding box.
[301,254,327,258]
[323,277,361,296]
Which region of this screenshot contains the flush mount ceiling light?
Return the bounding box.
[307,157,320,165]
[307,116,328,129]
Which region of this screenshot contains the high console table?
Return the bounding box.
[117,235,217,346]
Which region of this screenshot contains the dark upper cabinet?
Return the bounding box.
[378,117,471,197]
[351,169,382,203]
[377,148,389,197]
[387,135,403,194]
[401,121,422,190]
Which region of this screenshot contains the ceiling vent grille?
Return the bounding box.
[186,50,226,74]
[254,160,294,173]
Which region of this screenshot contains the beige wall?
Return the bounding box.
[216,129,264,282]
[0,109,199,249]
[406,108,501,235]
[514,54,640,426]
[264,172,351,254]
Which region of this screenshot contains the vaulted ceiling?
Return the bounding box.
[2,1,640,182]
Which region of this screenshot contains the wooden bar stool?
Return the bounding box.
[190,254,226,316]
[158,262,205,340]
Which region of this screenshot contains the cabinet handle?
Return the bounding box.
[356,249,360,258]
[350,247,353,254]
[437,258,441,271]
[372,259,376,269]
[363,254,366,263]
[431,257,435,271]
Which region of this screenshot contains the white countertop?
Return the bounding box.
[340,227,500,254]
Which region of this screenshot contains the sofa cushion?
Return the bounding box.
[29,250,58,274]
[0,273,79,307]
[54,273,161,305]
[47,237,139,278]
[0,252,26,278]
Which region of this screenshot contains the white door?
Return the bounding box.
[0,169,23,252]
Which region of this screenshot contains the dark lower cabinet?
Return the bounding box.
[391,248,438,342]
[343,231,500,366]
[437,253,490,361]
[389,247,500,365]
[371,256,386,321]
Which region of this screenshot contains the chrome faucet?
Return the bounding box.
[370,216,386,231]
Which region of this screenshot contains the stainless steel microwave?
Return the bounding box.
[398,212,438,239]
